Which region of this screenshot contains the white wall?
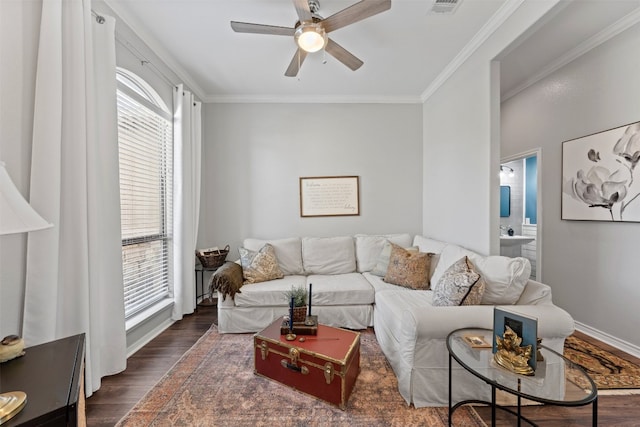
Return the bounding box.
[422,0,560,255]
[0,0,42,337]
[199,103,423,254]
[501,22,640,349]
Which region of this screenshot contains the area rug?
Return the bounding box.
[117,326,485,427]
[563,335,640,391]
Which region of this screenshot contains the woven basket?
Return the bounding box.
[196,245,230,269]
[292,306,307,323]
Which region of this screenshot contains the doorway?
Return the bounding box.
[500,149,542,281]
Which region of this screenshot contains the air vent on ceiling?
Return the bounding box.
[428,0,463,15]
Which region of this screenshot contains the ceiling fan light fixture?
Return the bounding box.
[295,24,327,53]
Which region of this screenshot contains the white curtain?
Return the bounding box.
[24,0,126,397]
[172,85,202,320]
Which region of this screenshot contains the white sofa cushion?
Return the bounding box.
[302,236,356,275]
[233,275,307,307]
[431,244,531,305]
[354,233,413,273]
[243,237,304,275]
[374,289,434,344]
[363,272,414,295]
[516,280,552,305]
[412,235,449,253]
[307,273,375,306]
[412,235,448,280]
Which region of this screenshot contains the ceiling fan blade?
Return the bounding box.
[230,21,295,36]
[293,0,313,22]
[325,38,363,71]
[322,0,391,33]
[285,49,308,77]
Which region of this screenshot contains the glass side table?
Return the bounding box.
[447,328,597,427]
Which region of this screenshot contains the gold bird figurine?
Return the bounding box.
[0,335,25,363]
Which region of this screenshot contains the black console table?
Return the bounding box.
[0,333,85,426]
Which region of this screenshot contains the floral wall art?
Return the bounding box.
[562,121,640,222]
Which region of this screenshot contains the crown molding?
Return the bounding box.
[104,0,207,101]
[501,6,640,101]
[204,94,423,104]
[420,0,525,103]
[203,94,422,104]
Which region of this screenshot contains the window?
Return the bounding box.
[116,68,173,319]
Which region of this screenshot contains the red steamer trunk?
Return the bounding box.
[254,317,361,410]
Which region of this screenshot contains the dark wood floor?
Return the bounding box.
[85,305,218,427]
[86,305,640,426]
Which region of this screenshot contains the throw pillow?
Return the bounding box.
[432,256,486,306]
[383,243,431,290]
[354,234,413,272]
[238,244,284,284]
[243,237,304,275]
[430,244,530,305]
[371,240,419,277]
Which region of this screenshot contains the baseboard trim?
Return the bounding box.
[575,321,640,359]
[127,317,175,358]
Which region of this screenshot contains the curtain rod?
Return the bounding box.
[115,37,176,88]
[91,9,176,89]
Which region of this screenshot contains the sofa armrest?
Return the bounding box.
[209,261,244,301]
[399,303,574,342]
[400,305,495,342]
[516,280,553,305]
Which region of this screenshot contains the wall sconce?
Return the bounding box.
[500,165,514,178]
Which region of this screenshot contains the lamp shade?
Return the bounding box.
[295,23,327,53]
[0,161,52,235]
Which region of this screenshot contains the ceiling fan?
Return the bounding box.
[230,0,391,77]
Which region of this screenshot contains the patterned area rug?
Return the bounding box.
[117,327,485,426]
[564,335,640,390]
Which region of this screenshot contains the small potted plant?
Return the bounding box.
[284,285,308,322]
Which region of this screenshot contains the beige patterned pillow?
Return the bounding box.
[238,244,284,284]
[432,256,486,306]
[371,240,419,277]
[383,243,432,290]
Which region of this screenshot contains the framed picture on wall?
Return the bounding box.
[562,120,640,222]
[299,176,360,217]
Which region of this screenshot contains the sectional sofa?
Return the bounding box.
[211,233,575,407]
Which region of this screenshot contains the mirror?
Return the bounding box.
[500,185,511,217]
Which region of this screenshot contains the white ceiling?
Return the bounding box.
[104,0,640,103]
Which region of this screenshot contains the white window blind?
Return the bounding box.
[116,70,173,319]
